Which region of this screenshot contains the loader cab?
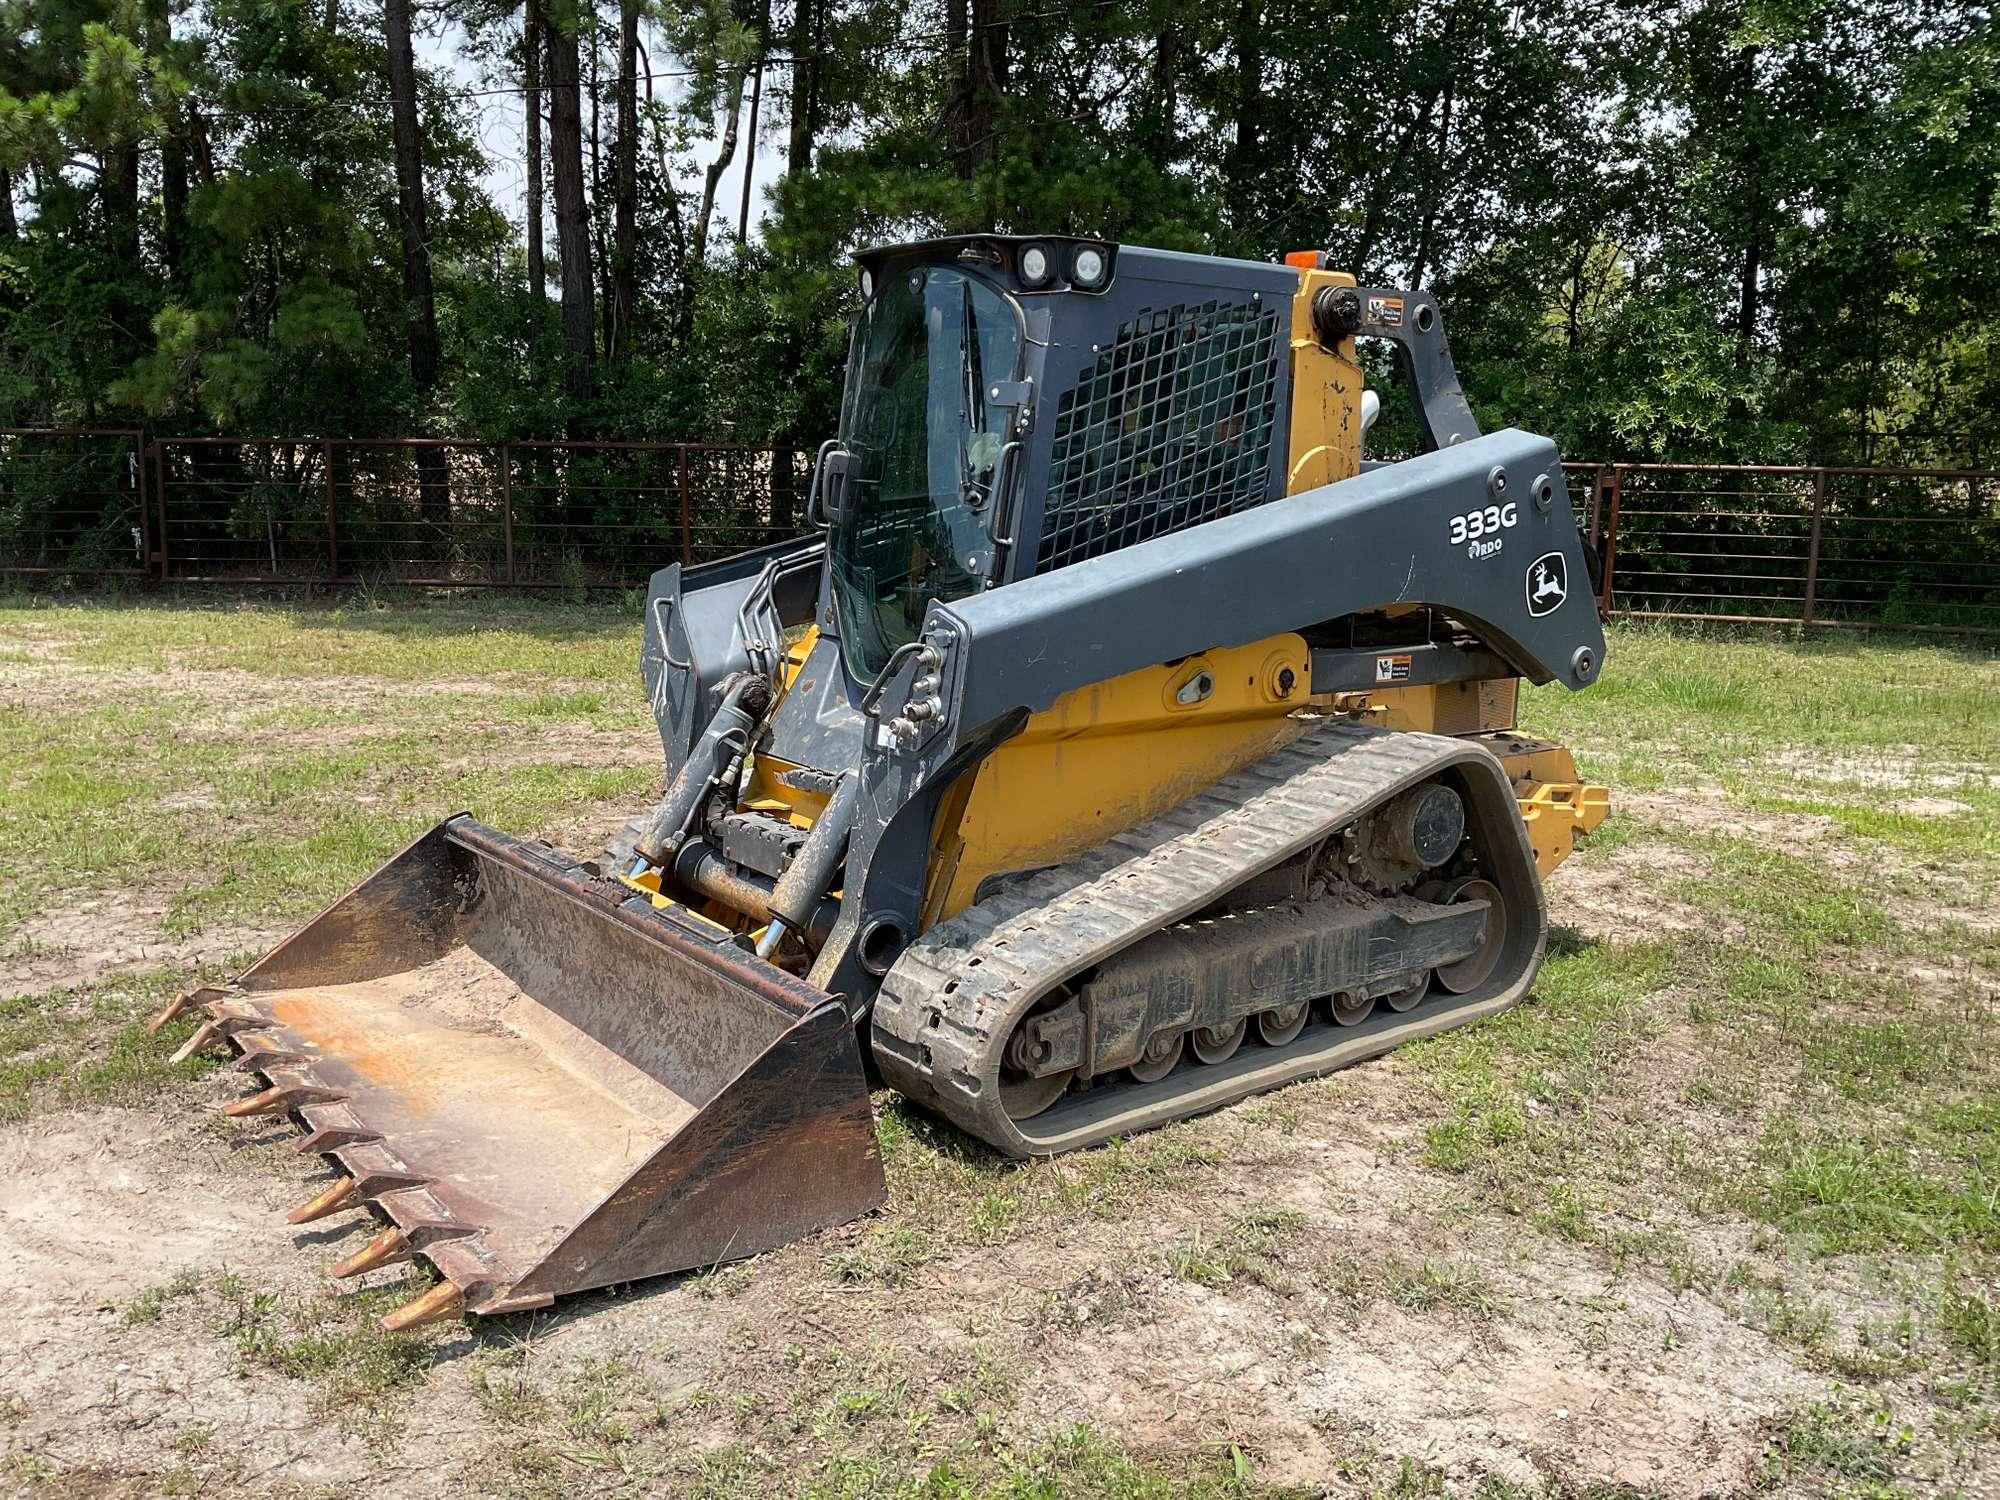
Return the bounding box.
[822,236,1299,681]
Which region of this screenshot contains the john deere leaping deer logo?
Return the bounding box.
[1526,552,1568,617]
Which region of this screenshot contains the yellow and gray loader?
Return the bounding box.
[156,238,1609,1329]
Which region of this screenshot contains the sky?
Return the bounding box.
[419,20,791,256]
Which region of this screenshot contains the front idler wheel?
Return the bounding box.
[1436,877,1506,994]
[999,989,1080,1120]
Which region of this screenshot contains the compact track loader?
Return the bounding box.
[156,238,1609,1329]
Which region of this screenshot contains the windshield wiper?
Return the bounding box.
[960,281,986,436]
[955,281,990,511]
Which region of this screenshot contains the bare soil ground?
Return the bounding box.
[2,602,1996,1499]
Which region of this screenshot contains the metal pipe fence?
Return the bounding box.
[4,430,811,588]
[3,432,1996,636]
[1562,462,2000,636]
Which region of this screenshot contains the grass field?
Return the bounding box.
[2,591,1996,1498]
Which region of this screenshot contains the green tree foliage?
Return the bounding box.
[0,0,1991,464]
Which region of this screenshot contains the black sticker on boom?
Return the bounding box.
[1526,552,1568,616]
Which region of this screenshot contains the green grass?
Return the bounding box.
[1520,621,2000,870]
[0,594,658,946]
[1410,938,1674,1210]
[2,589,644,681]
[0,967,229,1121]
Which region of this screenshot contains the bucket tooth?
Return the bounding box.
[331,1226,411,1279]
[223,1081,345,1119]
[147,991,196,1033]
[294,1123,383,1155]
[287,1175,360,1225]
[351,1170,429,1204]
[235,1047,310,1074]
[169,1019,224,1065]
[378,1280,464,1333]
[149,984,228,1034]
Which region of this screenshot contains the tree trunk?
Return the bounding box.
[1735,217,1762,356]
[945,0,970,177]
[384,0,448,528]
[1147,24,1178,165]
[964,0,1007,193]
[785,0,824,177]
[1731,43,1762,362]
[607,0,638,363]
[546,12,597,423]
[1407,73,1454,289]
[1227,0,1260,204]
[590,29,609,348]
[162,135,187,283]
[0,168,16,240]
[326,0,339,33]
[148,0,188,284]
[736,52,763,243]
[691,62,750,262]
[525,0,546,302]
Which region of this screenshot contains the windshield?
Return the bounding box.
[829,264,1023,680]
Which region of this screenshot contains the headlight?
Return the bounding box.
[1072,246,1107,288]
[858,266,874,301]
[1019,244,1052,287]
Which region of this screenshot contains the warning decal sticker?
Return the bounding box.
[1366,295,1405,328]
[1374,653,1413,683]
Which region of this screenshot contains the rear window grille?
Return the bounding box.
[1037,299,1282,573]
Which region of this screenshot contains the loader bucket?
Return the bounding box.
[153,816,885,1328]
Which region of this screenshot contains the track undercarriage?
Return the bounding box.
[872,720,1546,1157]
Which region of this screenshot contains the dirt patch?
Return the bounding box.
[0,1106,400,1487]
[1766,746,1999,793]
[0,1049,1827,1498]
[1618,789,1999,935]
[3,898,280,997]
[1886,796,1974,818]
[1547,839,1728,945]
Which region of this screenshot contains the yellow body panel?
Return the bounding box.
[1285,269,1366,494]
[1479,732,1610,876]
[1333,678,1522,737]
[925,635,1314,923]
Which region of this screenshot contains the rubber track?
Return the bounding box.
[871,719,1546,1157]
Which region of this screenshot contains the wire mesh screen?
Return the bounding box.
[1037,300,1282,573]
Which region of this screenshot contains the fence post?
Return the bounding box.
[323,438,340,582]
[1588,465,1607,547]
[499,442,516,584]
[132,430,150,574]
[1597,467,1622,614]
[677,446,693,567]
[153,442,171,581]
[1800,468,1826,629]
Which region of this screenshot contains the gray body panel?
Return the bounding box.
[642,538,824,780]
[942,426,1598,729]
